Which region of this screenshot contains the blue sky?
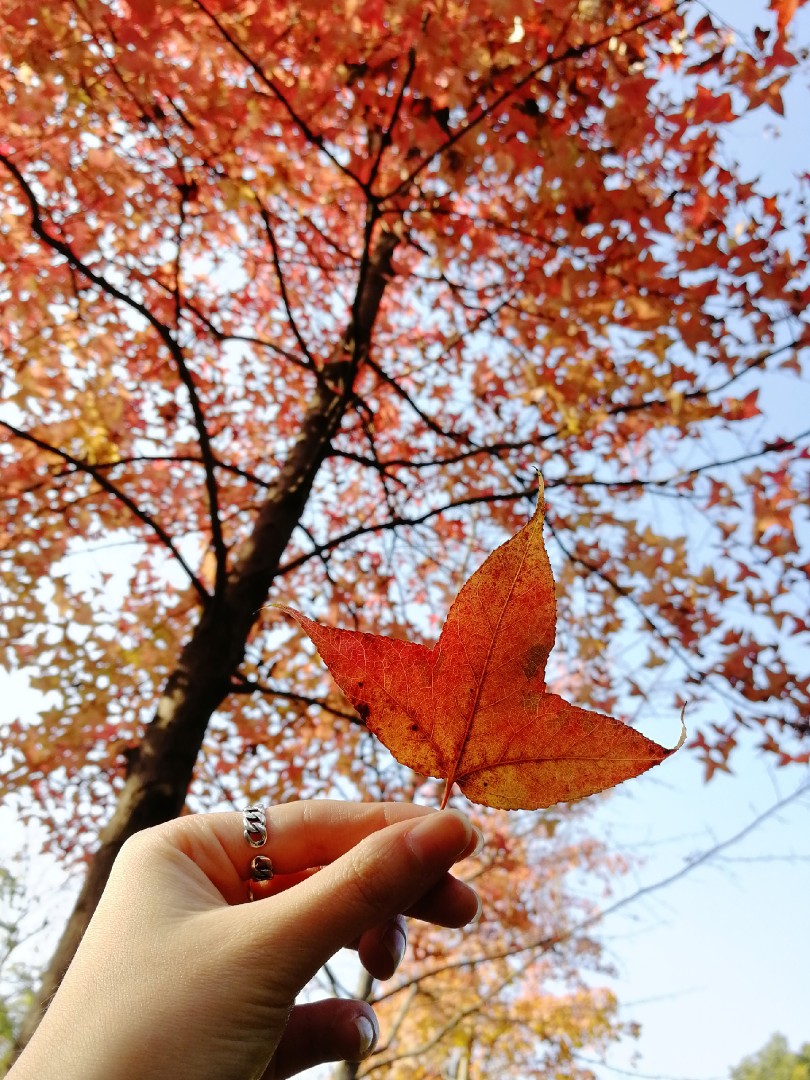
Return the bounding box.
[586,740,809,1080]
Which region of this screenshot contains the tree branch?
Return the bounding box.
[278,486,539,577]
[363,953,533,1073]
[167,290,315,374]
[0,419,209,602]
[0,151,228,600]
[191,0,363,189]
[562,427,810,492]
[380,4,678,202]
[354,290,516,450]
[373,779,810,1006]
[256,198,318,370]
[78,454,273,490]
[229,678,362,726]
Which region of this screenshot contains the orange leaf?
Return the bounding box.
[771,0,801,33]
[281,484,683,810]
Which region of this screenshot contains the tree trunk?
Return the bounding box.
[14,230,398,1055]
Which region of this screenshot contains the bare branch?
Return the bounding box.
[561,427,810,493]
[278,486,539,576]
[363,953,533,1073]
[373,780,810,1005]
[356,401,405,517]
[172,179,188,328]
[353,290,517,450]
[330,438,550,473]
[229,677,362,726]
[256,199,318,369]
[364,356,475,446]
[82,454,273,490]
[168,291,315,374]
[586,339,807,435]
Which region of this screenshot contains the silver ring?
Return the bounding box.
[248,855,274,902]
[242,805,267,849]
[251,855,274,882]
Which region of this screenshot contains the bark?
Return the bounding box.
[14,230,398,1054]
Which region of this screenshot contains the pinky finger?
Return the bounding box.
[260,999,379,1080]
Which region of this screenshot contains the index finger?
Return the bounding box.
[152,801,453,903]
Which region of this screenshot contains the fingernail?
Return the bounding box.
[470,826,484,858]
[455,824,484,862]
[469,889,483,926]
[406,810,473,863]
[382,920,407,971]
[355,1014,378,1056]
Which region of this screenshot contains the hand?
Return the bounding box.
[11,801,481,1080]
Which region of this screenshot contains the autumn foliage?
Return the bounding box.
[1,0,809,1058]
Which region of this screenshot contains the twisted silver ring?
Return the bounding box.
[243,806,273,901]
[247,856,274,902]
[251,855,274,882]
[242,805,267,849]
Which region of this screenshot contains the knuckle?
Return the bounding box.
[341,841,399,917]
[115,821,170,872]
[117,827,153,864]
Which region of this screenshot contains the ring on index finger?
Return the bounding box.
[243,805,274,901]
[243,804,268,848]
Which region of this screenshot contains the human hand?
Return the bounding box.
[11,801,481,1080]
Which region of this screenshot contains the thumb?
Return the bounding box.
[245,810,474,993]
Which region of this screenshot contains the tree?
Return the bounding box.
[0,869,36,1073]
[342,806,635,1080]
[731,1035,810,1080]
[1,0,808,1054]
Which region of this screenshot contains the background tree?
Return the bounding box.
[0,869,36,1073]
[1,0,808,1055]
[342,807,634,1080]
[731,1035,810,1080]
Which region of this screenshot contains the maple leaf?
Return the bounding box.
[281,484,684,810]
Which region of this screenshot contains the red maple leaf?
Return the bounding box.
[282,484,683,810]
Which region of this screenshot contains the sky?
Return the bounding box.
[582,743,810,1080]
[1,0,809,1077]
